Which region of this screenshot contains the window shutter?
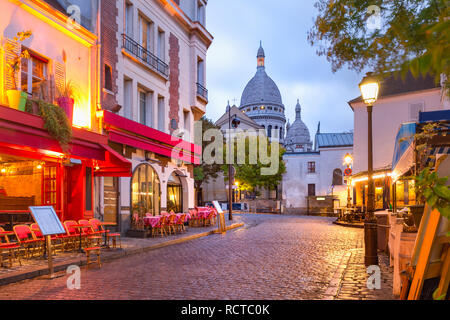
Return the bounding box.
[53,60,66,94]
[4,38,20,91]
[409,102,424,121]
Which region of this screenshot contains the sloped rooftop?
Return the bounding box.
[316,132,353,148]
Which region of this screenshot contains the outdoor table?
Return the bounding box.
[143,215,163,228]
[99,222,117,248]
[71,224,90,253]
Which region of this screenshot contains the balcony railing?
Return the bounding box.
[122,34,169,78]
[196,82,208,101]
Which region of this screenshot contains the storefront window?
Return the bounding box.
[167,172,182,213]
[0,155,55,223]
[131,164,160,221]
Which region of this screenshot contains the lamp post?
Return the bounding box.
[344,153,353,208]
[359,72,380,266]
[227,104,240,221]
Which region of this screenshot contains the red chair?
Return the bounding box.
[64,220,86,251]
[176,213,187,233]
[90,218,121,249]
[189,209,201,227]
[88,218,107,235]
[13,224,44,259]
[165,213,177,235]
[152,216,167,237]
[79,220,102,247]
[0,227,21,267]
[132,213,145,230]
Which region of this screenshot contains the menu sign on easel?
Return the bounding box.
[212,201,226,234]
[29,206,66,236]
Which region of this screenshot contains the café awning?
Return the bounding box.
[392,122,416,180]
[94,144,132,177]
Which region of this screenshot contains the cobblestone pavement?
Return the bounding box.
[0,214,396,300]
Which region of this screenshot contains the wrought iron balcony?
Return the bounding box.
[196,82,208,101]
[122,34,169,78]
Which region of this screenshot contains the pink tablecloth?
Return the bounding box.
[143,213,191,227]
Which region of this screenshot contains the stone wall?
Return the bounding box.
[101,0,119,111]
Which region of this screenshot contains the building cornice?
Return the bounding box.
[348,87,441,111]
[157,0,213,48]
[11,0,97,47]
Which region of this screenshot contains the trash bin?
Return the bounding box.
[375,211,390,252]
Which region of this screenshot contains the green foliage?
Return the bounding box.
[308,0,450,95]
[26,99,72,151]
[5,30,32,90]
[222,134,286,193]
[194,117,223,189]
[413,167,450,222]
[56,80,79,101]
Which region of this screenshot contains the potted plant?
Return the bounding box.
[5,30,32,111]
[56,80,77,124]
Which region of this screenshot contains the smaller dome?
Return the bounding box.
[285,99,312,151]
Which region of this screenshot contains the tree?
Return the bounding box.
[193,117,222,191]
[222,133,286,196]
[308,0,449,92]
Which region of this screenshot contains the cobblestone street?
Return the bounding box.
[0,214,395,300]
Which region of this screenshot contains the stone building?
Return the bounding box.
[282,105,353,214]
[98,0,213,233]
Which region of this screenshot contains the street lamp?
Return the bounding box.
[227,103,240,221]
[359,72,380,266]
[343,153,353,208]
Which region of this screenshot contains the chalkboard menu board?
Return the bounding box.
[29,206,66,236]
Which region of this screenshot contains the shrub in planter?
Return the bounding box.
[5,30,32,110]
[56,80,78,124]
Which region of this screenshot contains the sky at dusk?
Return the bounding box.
[205,0,364,134]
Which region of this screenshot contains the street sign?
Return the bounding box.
[28,206,66,236]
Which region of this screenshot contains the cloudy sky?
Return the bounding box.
[205,0,363,134]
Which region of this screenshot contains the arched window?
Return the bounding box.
[131,164,161,225]
[332,169,343,186]
[280,127,283,138]
[167,172,183,213]
[268,125,272,138]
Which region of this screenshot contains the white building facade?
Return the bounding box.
[282,110,353,213]
[348,73,446,210]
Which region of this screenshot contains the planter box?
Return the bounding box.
[126,229,149,238]
[389,214,417,296]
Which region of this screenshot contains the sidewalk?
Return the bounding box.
[324,246,396,300]
[0,217,244,286]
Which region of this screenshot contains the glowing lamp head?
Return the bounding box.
[359,72,380,106]
[1,168,5,173]
[344,153,353,166]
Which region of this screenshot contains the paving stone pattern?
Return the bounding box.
[0,214,396,300]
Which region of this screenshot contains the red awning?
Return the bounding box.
[0,105,108,161]
[104,111,201,165]
[94,144,132,177]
